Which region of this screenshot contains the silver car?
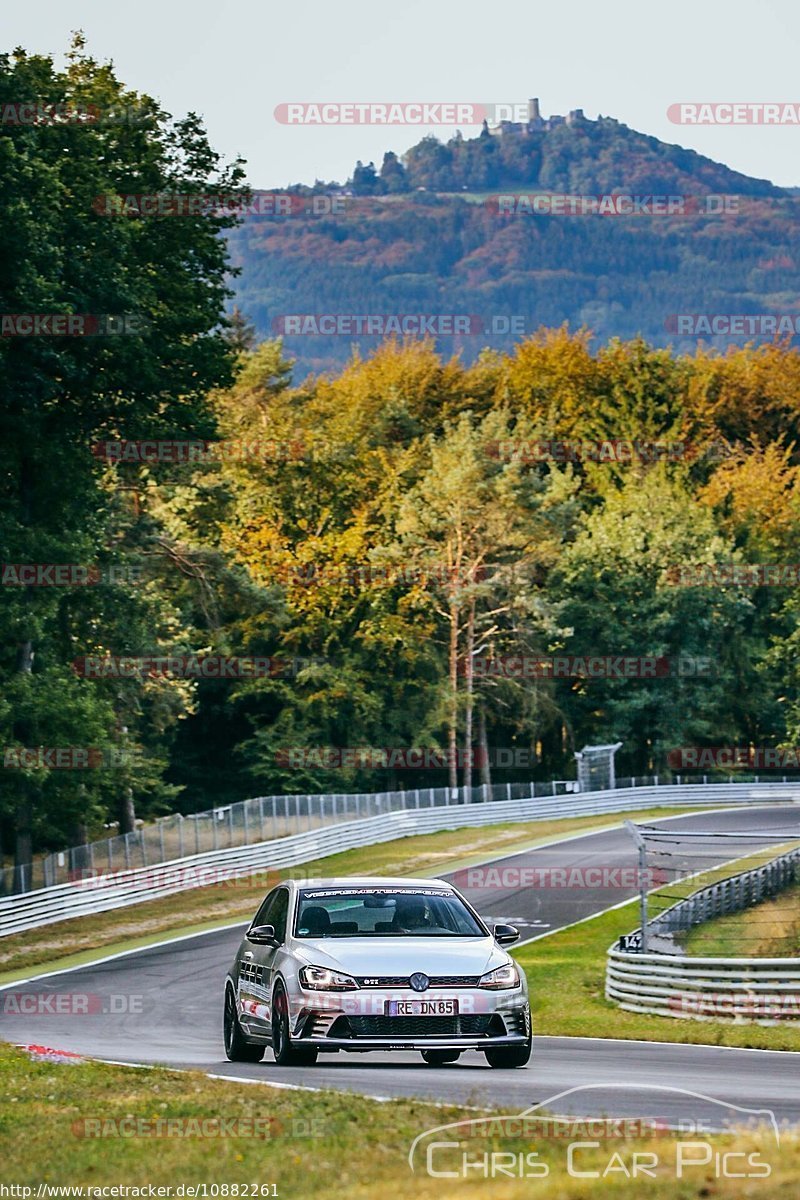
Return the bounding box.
[224,876,532,1068]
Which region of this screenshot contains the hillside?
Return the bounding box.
[227,114,799,376]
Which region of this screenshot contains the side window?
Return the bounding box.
[252,888,278,928]
[269,889,290,943]
[251,887,289,943]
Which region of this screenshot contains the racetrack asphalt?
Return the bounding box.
[2,805,799,1127]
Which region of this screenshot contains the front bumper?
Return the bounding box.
[289,985,531,1050]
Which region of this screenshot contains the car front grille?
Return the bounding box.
[353,975,481,988]
[329,1014,495,1038]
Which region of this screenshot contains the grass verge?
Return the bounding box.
[682,880,800,958]
[0,1042,795,1197]
[0,806,697,982]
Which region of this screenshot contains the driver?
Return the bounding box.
[391,893,432,931]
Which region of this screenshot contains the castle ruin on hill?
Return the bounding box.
[487,98,587,136]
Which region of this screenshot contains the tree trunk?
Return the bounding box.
[448,597,459,791]
[119,787,136,835]
[478,705,492,788]
[462,598,475,792]
[14,459,36,885]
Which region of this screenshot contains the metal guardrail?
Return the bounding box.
[607,847,800,1023]
[3,777,589,896]
[647,848,800,946]
[5,770,797,896]
[1,780,796,938]
[606,951,800,1023]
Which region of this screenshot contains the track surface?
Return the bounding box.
[2,806,800,1127]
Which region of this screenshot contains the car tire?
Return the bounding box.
[421,1050,461,1065]
[224,984,265,1062]
[484,1036,532,1069]
[271,983,318,1067]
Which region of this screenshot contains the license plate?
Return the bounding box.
[386,999,458,1016]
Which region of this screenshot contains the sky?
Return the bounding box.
[4,0,800,188]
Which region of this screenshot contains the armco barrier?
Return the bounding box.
[1,780,798,937]
[607,847,800,1023]
[647,847,800,946]
[606,950,800,1022]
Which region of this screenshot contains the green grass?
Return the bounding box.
[0,1042,795,1197]
[0,806,698,982]
[682,880,800,958]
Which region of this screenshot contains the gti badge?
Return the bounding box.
[409,972,429,992]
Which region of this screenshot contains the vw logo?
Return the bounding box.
[409,972,429,992]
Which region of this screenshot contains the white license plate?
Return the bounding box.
[386,999,458,1016]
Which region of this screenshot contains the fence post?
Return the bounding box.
[259,797,265,841]
[228,806,234,848]
[159,822,165,862]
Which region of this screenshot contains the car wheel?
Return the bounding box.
[271,983,318,1067]
[224,984,265,1062]
[421,1050,461,1065]
[484,1036,532,1069]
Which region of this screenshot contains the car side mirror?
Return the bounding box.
[494,923,520,945]
[247,923,277,945]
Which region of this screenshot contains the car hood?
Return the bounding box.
[290,935,508,977]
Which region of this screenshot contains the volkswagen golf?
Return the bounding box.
[223,876,532,1068]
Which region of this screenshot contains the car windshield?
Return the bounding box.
[294,887,486,938]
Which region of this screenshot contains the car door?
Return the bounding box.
[238,887,290,1036]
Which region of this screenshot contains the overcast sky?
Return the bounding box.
[6,0,800,188]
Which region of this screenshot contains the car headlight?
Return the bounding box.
[299,965,359,991]
[478,963,520,990]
